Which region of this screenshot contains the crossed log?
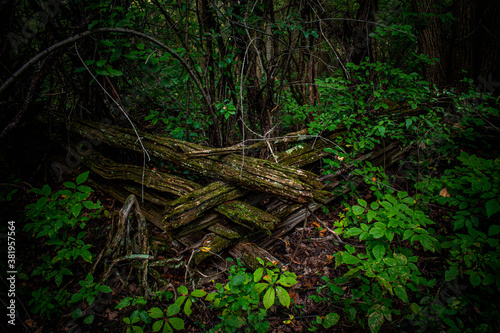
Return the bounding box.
[53,112,411,265]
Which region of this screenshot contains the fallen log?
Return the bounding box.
[66,117,330,203]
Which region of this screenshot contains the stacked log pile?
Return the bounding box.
[52,115,411,269]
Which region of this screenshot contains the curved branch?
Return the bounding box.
[0,28,213,114]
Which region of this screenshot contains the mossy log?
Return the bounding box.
[164,181,245,229]
[68,118,330,203]
[85,153,201,196]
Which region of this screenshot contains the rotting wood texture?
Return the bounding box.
[47,112,413,269]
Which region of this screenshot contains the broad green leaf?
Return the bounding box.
[469,272,481,287]
[276,285,291,308]
[352,205,365,215]
[368,307,384,333]
[342,252,361,264]
[167,303,180,317]
[152,320,163,332]
[369,227,385,238]
[367,210,377,222]
[263,287,276,309]
[63,181,76,189]
[41,184,52,196]
[357,199,367,207]
[76,171,89,185]
[149,307,164,319]
[323,312,340,328]
[394,284,408,303]
[190,289,206,297]
[485,199,500,218]
[177,286,188,295]
[231,273,247,286]
[254,283,268,294]
[83,315,94,324]
[402,229,413,240]
[347,227,363,236]
[372,244,386,261]
[168,317,185,330]
[445,266,459,281]
[277,276,297,287]
[410,303,421,313]
[254,267,264,282]
[488,225,500,237]
[376,274,393,295]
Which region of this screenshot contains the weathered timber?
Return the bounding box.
[85,153,201,196]
[164,181,245,229]
[77,150,277,234]
[192,233,233,265]
[228,242,283,270]
[215,200,280,232]
[87,178,165,230]
[67,117,329,203]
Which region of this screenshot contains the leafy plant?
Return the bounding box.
[206,258,297,333]
[70,273,112,323]
[23,171,102,319]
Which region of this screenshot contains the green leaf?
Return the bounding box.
[168,317,185,330]
[368,307,385,333]
[276,285,291,308]
[376,274,392,295]
[225,314,246,328]
[101,40,114,47]
[322,312,340,328]
[83,315,95,324]
[190,289,206,298]
[76,171,89,185]
[357,199,367,208]
[347,227,363,236]
[183,298,192,316]
[445,266,459,281]
[108,67,123,77]
[352,205,365,215]
[469,272,481,287]
[394,284,408,303]
[263,287,276,309]
[485,199,500,217]
[402,229,413,240]
[372,244,386,261]
[177,286,188,295]
[369,227,385,238]
[152,320,164,332]
[488,225,500,237]
[70,203,83,217]
[277,276,297,287]
[72,308,83,319]
[167,303,180,317]
[254,267,264,282]
[40,184,51,196]
[342,252,360,264]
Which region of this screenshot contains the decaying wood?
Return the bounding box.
[93,194,152,296]
[66,117,330,203]
[47,108,416,273]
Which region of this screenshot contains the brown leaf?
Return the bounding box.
[439,187,450,197]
